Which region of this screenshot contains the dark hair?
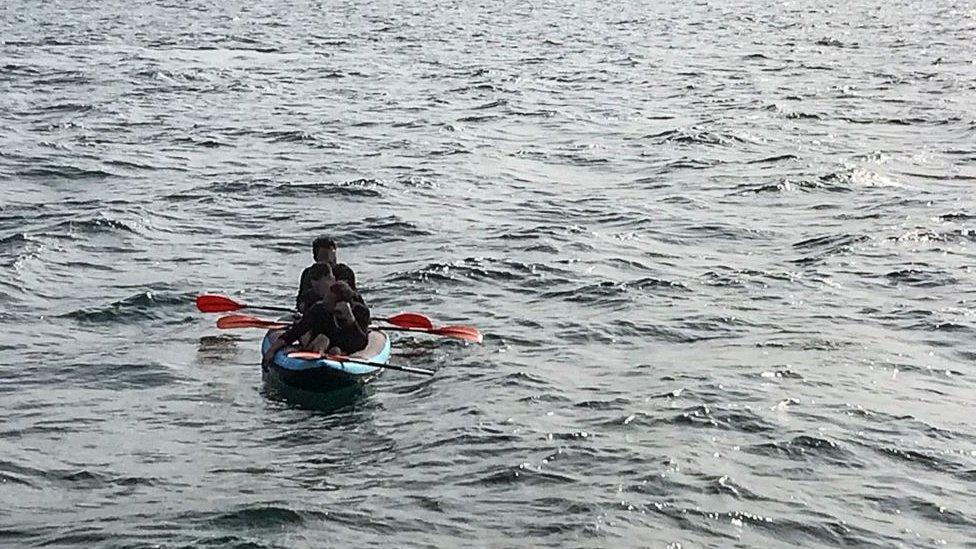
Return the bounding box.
[329,280,356,302]
[307,262,333,281]
[312,236,337,259]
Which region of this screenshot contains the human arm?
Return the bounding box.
[334,263,357,292]
[296,267,311,312]
[332,301,369,354]
[261,304,324,368]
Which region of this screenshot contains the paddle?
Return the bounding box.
[215,314,483,343]
[216,314,287,330]
[196,293,434,329]
[197,294,293,314]
[379,325,483,344]
[376,312,433,330]
[286,351,434,376]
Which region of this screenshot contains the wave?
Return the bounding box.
[732,177,853,194]
[200,506,318,529]
[791,233,868,264]
[815,37,850,48]
[863,494,976,528]
[872,445,962,473]
[263,130,338,148]
[884,267,956,288]
[748,435,861,466]
[467,464,578,486]
[386,257,566,288]
[473,99,508,110]
[16,165,119,180]
[670,404,777,433]
[785,111,823,120]
[272,181,382,199]
[103,159,181,171]
[839,116,930,126]
[745,154,799,164]
[170,136,229,148]
[55,216,141,237]
[60,290,191,323]
[165,179,384,202]
[0,232,30,251]
[337,216,432,245]
[0,63,41,76]
[39,102,94,113]
[653,157,715,171]
[820,167,901,188]
[641,127,753,146]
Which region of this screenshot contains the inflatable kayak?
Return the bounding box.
[261,328,391,393]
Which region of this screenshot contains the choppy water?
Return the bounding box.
[2,0,976,546]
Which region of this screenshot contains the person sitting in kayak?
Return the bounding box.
[264,263,370,368]
[296,236,357,312]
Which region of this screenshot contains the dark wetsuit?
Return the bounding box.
[296,262,356,312]
[277,299,371,354]
[297,282,366,318]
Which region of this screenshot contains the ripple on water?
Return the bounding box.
[747,435,862,468]
[60,290,192,323]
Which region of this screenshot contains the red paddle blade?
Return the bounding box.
[197,294,245,313]
[216,314,286,330]
[382,312,434,330]
[432,326,483,343]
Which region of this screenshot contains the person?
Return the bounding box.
[296,236,357,312]
[264,263,370,368]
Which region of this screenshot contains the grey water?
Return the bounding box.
[2,0,976,546]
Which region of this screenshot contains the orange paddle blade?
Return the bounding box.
[382,312,434,330]
[216,314,287,330]
[197,294,245,313]
[373,324,483,343]
[432,325,483,343]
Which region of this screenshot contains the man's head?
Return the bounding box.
[312,236,337,264]
[308,261,335,298]
[329,280,356,303]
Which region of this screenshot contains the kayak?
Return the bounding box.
[261,328,391,393]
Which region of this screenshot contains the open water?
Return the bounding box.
[2,0,976,547]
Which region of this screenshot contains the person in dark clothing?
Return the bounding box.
[264,265,371,368]
[296,236,357,312]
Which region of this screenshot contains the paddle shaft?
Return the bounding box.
[341,359,433,376]
[243,304,295,313]
[375,325,483,343]
[217,313,479,342]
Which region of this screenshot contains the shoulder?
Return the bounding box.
[351,298,369,314]
[334,263,358,289]
[351,301,370,325]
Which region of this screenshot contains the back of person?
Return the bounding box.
[296,235,358,312]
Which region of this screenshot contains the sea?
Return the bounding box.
[2,0,976,546]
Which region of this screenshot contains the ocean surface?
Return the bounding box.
[2,0,976,546]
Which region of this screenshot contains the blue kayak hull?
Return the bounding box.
[261,330,391,393]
